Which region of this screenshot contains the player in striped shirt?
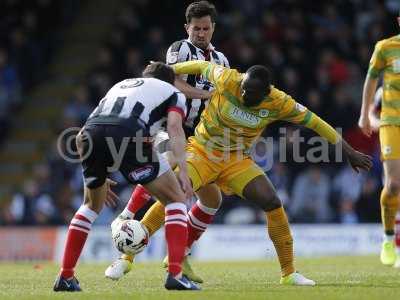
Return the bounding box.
[54,63,200,291]
[358,14,400,267]
[105,1,228,282]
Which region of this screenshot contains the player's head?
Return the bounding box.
[241,65,272,107]
[185,1,217,50]
[142,62,175,85]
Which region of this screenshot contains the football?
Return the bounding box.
[112,220,149,255]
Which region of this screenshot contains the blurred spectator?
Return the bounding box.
[356,176,381,223]
[268,162,290,207]
[289,166,332,223]
[8,179,57,225]
[64,85,93,126]
[0,48,21,115]
[332,166,363,223]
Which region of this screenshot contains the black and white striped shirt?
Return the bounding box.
[166,39,229,134]
[86,78,187,136]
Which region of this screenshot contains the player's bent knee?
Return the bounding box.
[84,186,106,213]
[261,194,282,212]
[197,185,222,209]
[385,179,400,195]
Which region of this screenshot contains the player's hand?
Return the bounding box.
[341,139,373,173]
[345,149,373,173]
[105,178,119,207]
[177,165,193,200]
[358,115,372,137]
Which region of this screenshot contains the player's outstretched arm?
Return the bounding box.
[174,77,213,99]
[172,60,211,76]
[305,113,372,172]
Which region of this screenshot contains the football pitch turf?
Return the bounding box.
[0,256,399,300]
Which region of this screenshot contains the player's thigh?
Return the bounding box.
[380,125,400,160]
[77,125,108,190]
[218,158,264,198]
[143,169,186,205]
[241,175,281,211]
[220,158,281,211]
[119,143,171,188]
[83,184,108,213]
[184,141,220,191]
[380,125,400,192]
[196,183,222,209]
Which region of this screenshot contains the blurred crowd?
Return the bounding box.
[0,0,79,143]
[2,0,399,226]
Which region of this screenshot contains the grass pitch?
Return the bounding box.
[0,256,399,300]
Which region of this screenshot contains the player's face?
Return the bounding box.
[240,74,270,107]
[185,16,215,50]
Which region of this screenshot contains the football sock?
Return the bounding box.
[121,253,134,263]
[165,202,188,276]
[61,205,98,278]
[266,207,295,277]
[120,185,152,219]
[383,234,394,242]
[187,200,217,250]
[380,188,399,235]
[141,200,166,236]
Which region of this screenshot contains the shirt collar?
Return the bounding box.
[185,38,215,52]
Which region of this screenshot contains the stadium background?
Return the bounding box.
[0,0,399,261]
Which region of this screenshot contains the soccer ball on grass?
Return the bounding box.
[112,219,149,255]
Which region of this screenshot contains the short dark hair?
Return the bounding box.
[185,1,217,24]
[142,62,175,85]
[246,65,271,87]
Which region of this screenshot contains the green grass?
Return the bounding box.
[0,256,399,300]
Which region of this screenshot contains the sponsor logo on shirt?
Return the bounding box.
[229,106,260,127]
[129,165,154,182]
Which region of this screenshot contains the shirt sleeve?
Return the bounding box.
[367,40,385,79]
[277,92,339,144]
[166,91,187,120]
[201,62,238,92]
[221,53,230,68]
[166,41,190,65]
[277,91,312,125]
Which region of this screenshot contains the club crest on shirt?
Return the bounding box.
[383,145,392,155]
[259,109,269,117]
[167,51,179,64]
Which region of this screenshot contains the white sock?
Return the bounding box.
[383,234,395,242]
[120,208,135,220]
